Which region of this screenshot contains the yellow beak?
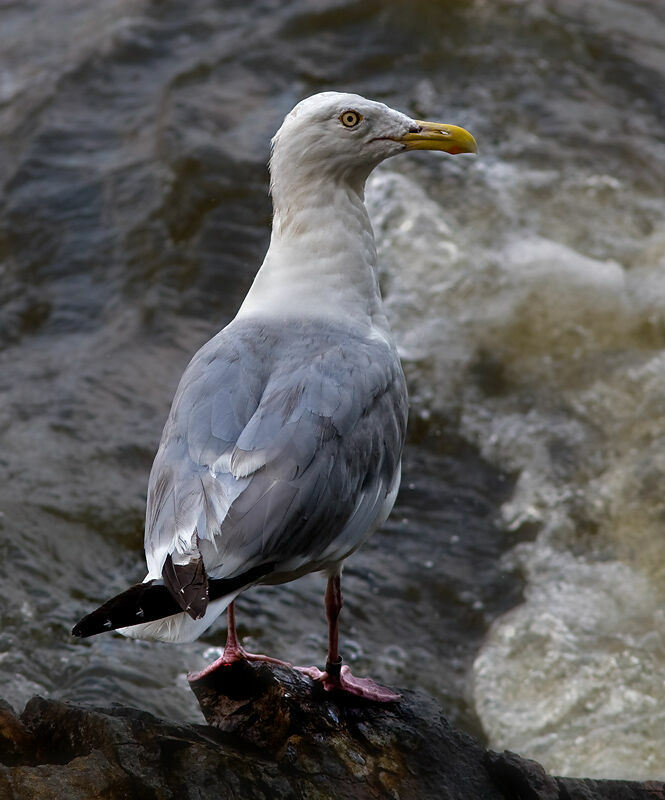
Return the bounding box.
[400,120,478,155]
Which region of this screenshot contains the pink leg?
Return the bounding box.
[297,574,400,702]
[187,602,291,682]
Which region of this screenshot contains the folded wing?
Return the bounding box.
[145,318,408,620]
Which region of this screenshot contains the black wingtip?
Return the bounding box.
[71,580,181,638]
[73,561,279,638]
[71,614,114,638]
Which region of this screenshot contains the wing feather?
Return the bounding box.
[144,319,408,611]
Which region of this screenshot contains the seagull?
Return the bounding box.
[73,92,477,701]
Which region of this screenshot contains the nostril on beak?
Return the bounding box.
[410,124,422,134]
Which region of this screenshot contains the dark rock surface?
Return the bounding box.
[0,664,662,799]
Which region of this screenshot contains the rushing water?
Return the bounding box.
[1,0,664,781]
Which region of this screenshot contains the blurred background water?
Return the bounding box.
[1,0,664,781]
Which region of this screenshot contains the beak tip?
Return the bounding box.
[450,143,478,156]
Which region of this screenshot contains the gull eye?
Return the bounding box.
[339,110,362,128]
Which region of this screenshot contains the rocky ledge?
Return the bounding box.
[0,662,662,799]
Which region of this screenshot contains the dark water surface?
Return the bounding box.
[2,0,665,778]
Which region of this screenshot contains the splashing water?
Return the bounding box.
[367,130,665,778]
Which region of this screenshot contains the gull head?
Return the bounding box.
[270,91,477,191]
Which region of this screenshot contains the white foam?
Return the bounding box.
[366,164,665,779]
[473,543,665,779]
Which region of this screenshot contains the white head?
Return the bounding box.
[269,91,477,193]
[239,94,476,324]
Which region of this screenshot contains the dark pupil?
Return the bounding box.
[346,114,355,124]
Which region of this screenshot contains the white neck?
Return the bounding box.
[236,166,390,336]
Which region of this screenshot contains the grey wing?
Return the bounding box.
[219,339,407,578]
[143,331,264,581]
[144,322,408,604]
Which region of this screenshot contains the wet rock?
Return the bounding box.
[190,660,502,798]
[0,664,660,799]
[486,750,665,800]
[0,699,33,766]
